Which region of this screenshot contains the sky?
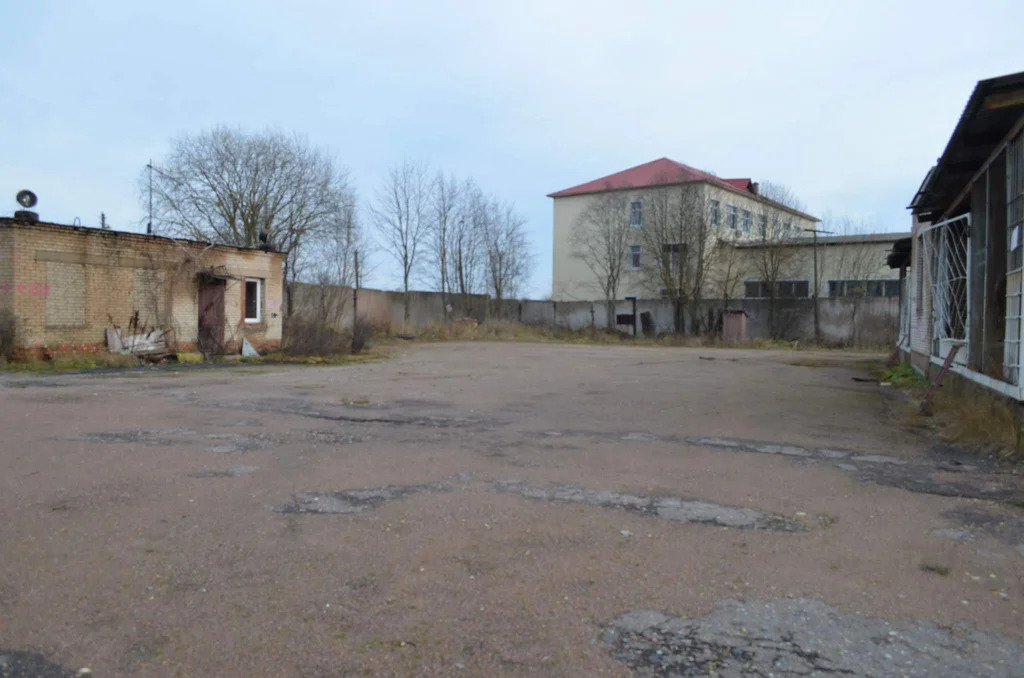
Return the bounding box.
[2,1,1023,297]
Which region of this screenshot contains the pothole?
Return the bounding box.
[202,433,271,454]
[604,597,1024,677]
[189,465,258,479]
[275,484,447,515]
[493,481,805,531]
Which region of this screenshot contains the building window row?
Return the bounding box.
[744,280,810,299]
[828,279,900,298]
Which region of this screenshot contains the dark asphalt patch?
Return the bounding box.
[604,598,1024,677]
[65,429,198,445]
[181,395,490,430]
[494,481,807,531]
[938,506,1024,555]
[0,651,76,678]
[535,431,1024,504]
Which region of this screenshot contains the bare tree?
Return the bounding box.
[428,172,462,321]
[450,182,486,312]
[637,182,717,333]
[481,199,532,309]
[569,190,632,328]
[144,127,351,312]
[371,160,431,324]
[752,182,805,338]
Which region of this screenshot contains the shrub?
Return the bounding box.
[351,316,372,354]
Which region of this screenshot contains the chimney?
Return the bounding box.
[750,182,760,195]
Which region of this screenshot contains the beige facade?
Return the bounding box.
[728,233,905,301]
[552,179,820,301]
[0,218,284,357]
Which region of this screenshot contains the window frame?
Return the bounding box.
[709,199,721,227]
[628,244,642,271]
[629,200,643,228]
[726,204,738,230]
[244,277,263,324]
[740,209,752,234]
[743,279,809,299]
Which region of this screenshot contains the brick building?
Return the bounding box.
[0,217,284,358]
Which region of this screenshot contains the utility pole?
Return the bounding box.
[352,249,359,352]
[803,227,834,343]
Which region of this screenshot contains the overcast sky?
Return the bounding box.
[2,1,1022,296]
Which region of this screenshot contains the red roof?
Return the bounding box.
[547,158,753,198]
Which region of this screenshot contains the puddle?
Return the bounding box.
[604,598,1024,677]
[493,481,805,531]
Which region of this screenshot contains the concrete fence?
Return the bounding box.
[288,282,898,347]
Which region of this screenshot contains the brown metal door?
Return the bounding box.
[197,279,226,355]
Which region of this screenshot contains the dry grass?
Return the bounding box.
[6,351,145,372]
[902,370,1024,463]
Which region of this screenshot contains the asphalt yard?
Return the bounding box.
[2,342,1023,676]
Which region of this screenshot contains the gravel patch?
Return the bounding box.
[604,597,1024,677]
[493,480,806,531]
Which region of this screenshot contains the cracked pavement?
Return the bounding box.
[1,342,1023,676]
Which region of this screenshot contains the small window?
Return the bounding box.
[709,200,721,227]
[629,245,642,270]
[244,278,262,323]
[741,209,752,234]
[758,214,767,238]
[726,204,738,230]
[629,201,643,227]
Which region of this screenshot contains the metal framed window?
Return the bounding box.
[744,279,808,298]
[741,209,752,234]
[828,279,900,298]
[726,204,738,230]
[629,245,642,270]
[709,199,721,227]
[629,201,642,227]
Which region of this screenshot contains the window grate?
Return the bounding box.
[1005,131,1024,383]
[920,213,969,356]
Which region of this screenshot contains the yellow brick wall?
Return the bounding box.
[0,228,13,316]
[1,220,284,353]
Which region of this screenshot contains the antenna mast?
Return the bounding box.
[147,160,153,235]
